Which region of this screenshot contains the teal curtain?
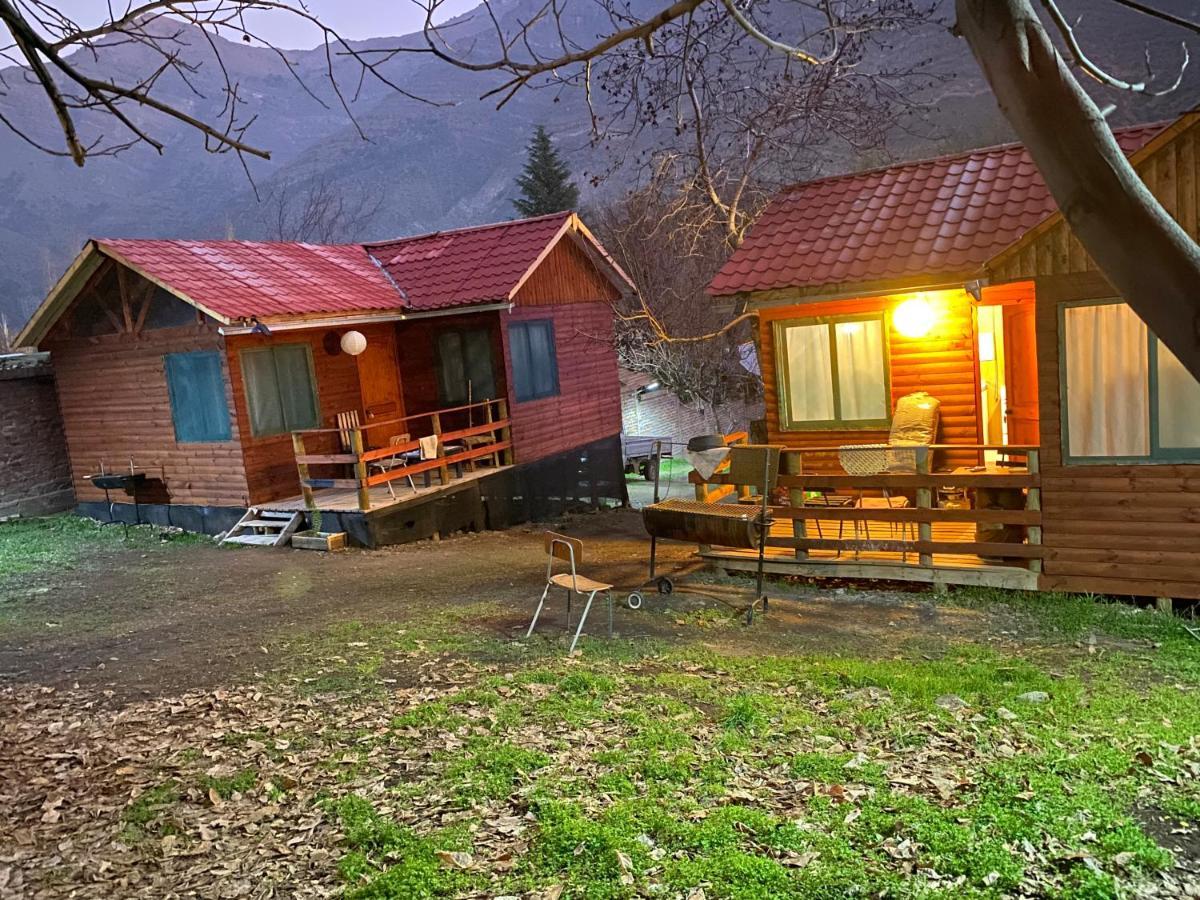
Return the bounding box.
[165,351,232,442]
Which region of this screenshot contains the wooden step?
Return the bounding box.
[224,533,286,546]
[237,518,293,529]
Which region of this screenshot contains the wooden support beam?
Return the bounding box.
[132,281,155,335]
[496,399,514,465]
[916,447,933,568]
[292,432,315,512]
[350,429,371,511]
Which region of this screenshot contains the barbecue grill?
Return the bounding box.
[629,444,781,624]
[85,464,148,535]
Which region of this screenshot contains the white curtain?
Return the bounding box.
[835,320,887,421]
[783,323,834,422]
[1157,340,1200,449]
[1064,303,1148,457]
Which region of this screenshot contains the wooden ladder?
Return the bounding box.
[220,508,304,547]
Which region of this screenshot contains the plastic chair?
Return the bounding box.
[526,532,613,653]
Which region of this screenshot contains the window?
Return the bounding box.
[774,315,889,429]
[240,344,320,436]
[164,351,232,443]
[1061,300,1200,461]
[436,328,496,405]
[509,320,560,402]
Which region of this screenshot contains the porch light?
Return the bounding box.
[892,297,937,339]
[340,330,368,355]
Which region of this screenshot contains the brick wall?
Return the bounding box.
[618,367,763,445]
[0,354,74,518]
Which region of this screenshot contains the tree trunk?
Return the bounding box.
[956,0,1200,381]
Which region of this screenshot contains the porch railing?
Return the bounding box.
[690,443,1042,573]
[290,398,513,512]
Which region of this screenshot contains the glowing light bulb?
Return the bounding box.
[893,297,937,339]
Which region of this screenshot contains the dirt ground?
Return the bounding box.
[0,508,997,701]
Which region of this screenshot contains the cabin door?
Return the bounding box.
[1001,301,1039,445]
[356,328,406,446]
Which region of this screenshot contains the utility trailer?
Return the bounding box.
[622,435,673,481]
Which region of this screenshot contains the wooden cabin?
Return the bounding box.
[16,212,631,547]
[705,112,1200,601]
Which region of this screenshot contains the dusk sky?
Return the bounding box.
[50,0,481,48]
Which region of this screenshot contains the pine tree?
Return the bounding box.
[512,126,580,217]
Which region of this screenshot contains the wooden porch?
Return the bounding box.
[692,443,1042,591]
[285,398,513,514]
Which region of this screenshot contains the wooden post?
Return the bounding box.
[784,450,808,560]
[483,400,497,467]
[431,413,451,485]
[496,399,514,465]
[1156,597,1175,614]
[350,428,371,511]
[1025,449,1042,574]
[915,446,933,568]
[292,432,315,511]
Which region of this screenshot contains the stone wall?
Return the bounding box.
[0,354,74,518]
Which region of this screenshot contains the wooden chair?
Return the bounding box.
[527,532,613,654]
[336,410,362,453]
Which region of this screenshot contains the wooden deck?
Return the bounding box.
[704,516,1038,590]
[263,465,511,515]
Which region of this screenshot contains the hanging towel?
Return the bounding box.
[419,435,439,460]
[685,447,731,481]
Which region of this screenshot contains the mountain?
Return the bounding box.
[0,0,1196,328]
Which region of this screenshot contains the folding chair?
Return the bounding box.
[369,433,416,498]
[527,532,613,654]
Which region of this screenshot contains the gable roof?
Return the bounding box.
[708,121,1171,298]
[366,211,631,310]
[17,212,632,347]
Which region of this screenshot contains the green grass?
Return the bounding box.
[0,514,204,581]
[302,592,1200,900]
[120,780,181,843]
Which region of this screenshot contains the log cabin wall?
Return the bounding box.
[501,301,623,464]
[42,274,251,508]
[225,324,385,504]
[984,117,1200,599]
[989,117,1200,282]
[1028,272,1200,601]
[754,289,982,473]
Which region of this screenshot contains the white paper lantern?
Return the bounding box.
[340,330,368,355]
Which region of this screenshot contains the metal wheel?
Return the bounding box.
[656,576,675,595]
[626,591,644,610]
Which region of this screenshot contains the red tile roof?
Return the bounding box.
[92,212,602,323]
[365,211,574,311]
[708,123,1169,297]
[99,239,401,320]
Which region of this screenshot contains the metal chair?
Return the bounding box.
[369,433,416,498]
[527,532,613,654]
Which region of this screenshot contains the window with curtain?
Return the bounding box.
[774,316,888,428]
[240,344,320,437]
[510,319,559,402]
[436,328,496,405]
[1062,300,1200,461]
[164,351,232,443]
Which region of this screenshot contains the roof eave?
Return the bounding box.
[14,242,106,348]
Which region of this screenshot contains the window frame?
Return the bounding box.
[238,343,322,438]
[772,312,892,431]
[163,350,233,444]
[435,326,497,406]
[1058,297,1200,465]
[509,319,561,403]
